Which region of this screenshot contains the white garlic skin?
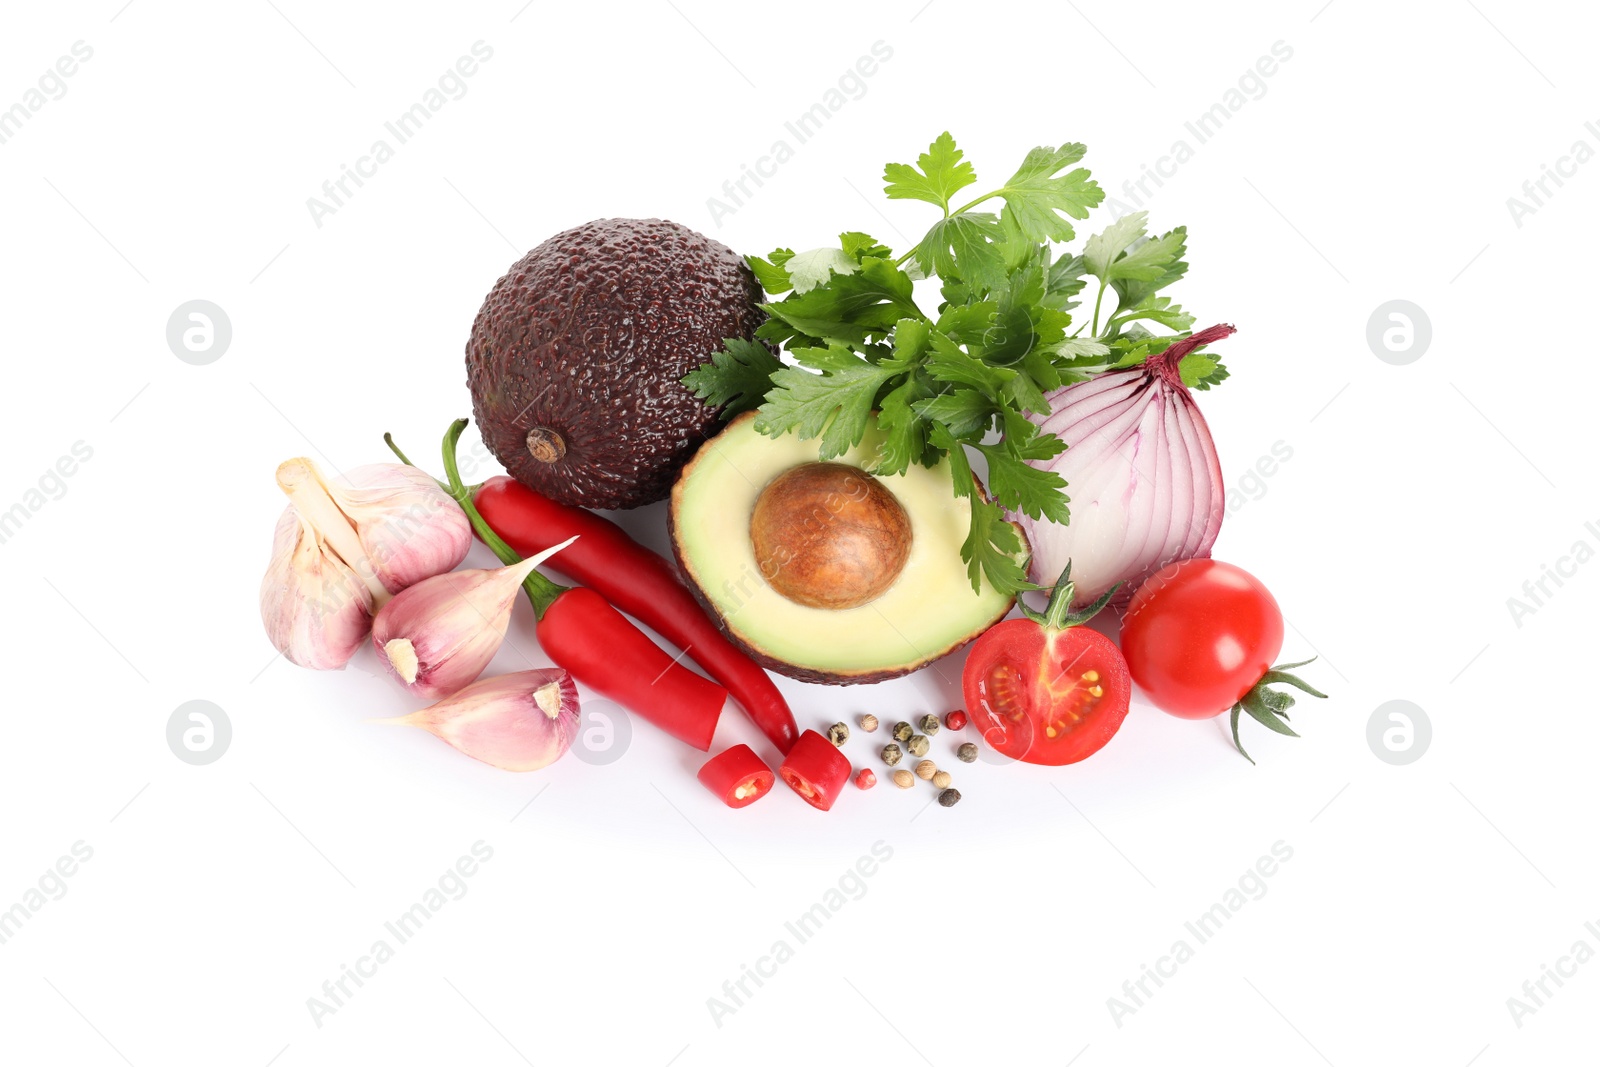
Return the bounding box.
[327,464,472,594]
[379,670,580,772]
[369,557,536,700]
[259,508,374,669]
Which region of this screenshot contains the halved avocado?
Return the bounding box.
[669,412,1022,685]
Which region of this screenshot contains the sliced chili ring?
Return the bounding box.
[697,745,774,809]
[779,730,851,811]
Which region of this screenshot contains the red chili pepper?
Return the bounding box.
[779,730,851,811]
[537,587,723,749]
[473,474,799,753]
[697,745,774,808]
[439,422,725,750]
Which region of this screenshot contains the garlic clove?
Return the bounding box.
[373,669,580,772]
[259,506,374,669]
[370,537,577,699]
[276,458,392,607]
[324,464,472,594]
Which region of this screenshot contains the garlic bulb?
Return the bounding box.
[261,458,473,670]
[318,463,472,594]
[275,459,471,596]
[373,669,580,772]
[259,507,374,669]
[371,537,577,699]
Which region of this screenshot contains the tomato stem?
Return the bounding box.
[1020,562,1119,630]
[1228,657,1327,763]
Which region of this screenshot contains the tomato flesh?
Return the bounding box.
[1120,559,1284,719]
[962,620,1131,765]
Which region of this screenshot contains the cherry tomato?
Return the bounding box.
[961,568,1131,766]
[1120,559,1283,719]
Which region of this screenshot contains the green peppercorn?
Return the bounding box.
[892,721,914,743]
[918,713,941,736]
[827,722,849,746]
[880,743,903,766]
[957,742,978,763]
[907,734,930,757]
[938,788,962,807]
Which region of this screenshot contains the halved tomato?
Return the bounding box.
[962,565,1131,766]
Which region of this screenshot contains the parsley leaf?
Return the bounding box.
[1084,212,1150,280]
[839,231,893,262]
[754,344,897,459]
[748,248,796,294]
[978,439,1071,523]
[759,257,921,346]
[913,388,995,439]
[1180,353,1230,390]
[995,142,1103,243]
[1107,293,1194,334]
[931,423,1032,596]
[875,374,937,476]
[911,212,1008,292]
[681,338,783,417]
[883,131,976,211]
[786,247,858,294]
[1044,252,1090,311]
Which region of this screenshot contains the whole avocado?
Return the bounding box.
[466,218,763,511]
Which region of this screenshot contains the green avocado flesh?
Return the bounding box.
[670,412,1017,684]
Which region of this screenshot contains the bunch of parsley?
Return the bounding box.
[684,133,1222,597]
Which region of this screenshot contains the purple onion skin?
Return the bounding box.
[1012,325,1234,610]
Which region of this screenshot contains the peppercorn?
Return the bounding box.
[827,722,849,746]
[860,714,879,733]
[918,713,941,736]
[893,769,915,789]
[907,734,930,757]
[880,744,903,766]
[892,721,914,743]
[957,742,978,763]
[938,788,962,807]
[945,709,968,731]
[855,768,877,790]
[932,770,953,789]
[915,759,936,780]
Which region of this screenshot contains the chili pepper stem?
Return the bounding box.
[386,431,482,497]
[439,418,568,621]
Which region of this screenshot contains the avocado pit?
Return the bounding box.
[749,462,911,611]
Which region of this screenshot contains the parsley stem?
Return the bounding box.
[1090,279,1109,337]
[948,190,1002,217]
[891,188,1007,271]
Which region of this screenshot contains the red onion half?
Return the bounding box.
[1012,324,1234,609]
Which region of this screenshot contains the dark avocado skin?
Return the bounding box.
[466,218,763,510]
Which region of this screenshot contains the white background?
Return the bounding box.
[1,1,1595,1064]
